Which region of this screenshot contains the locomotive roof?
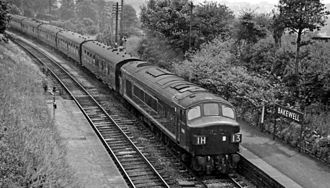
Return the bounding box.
[38,24,63,34]
[57,30,92,44]
[82,41,138,62]
[122,61,232,108]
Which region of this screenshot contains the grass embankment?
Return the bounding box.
[0,41,76,187]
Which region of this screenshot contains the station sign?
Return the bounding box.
[275,104,304,124]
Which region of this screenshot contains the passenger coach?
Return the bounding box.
[56,30,92,63]
[38,24,63,48]
[81,41,139,90]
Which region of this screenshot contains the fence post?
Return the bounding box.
[273,105,277,140]
[260,103,265,132]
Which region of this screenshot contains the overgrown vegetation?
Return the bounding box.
[139,0,329,163]
[0,0,9,42]
[0,42,77,187]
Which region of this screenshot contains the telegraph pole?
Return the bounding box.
[189,2,194,50]
[112,2,119,45]
[49,0,51,15]
[120,0,124,44]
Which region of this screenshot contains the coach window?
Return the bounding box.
[93,55,97,67]
[103,61,107,74]
[204,103,219,116]
[187,106,201,121]
[145,93,157,111]
[133,85,145,102]
[107,63,111,75]
[101,61,105,72]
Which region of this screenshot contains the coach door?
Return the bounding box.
[175,108,181,144]
[118,75,124,95]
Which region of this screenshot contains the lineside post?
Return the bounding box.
[273,105,277,140]
[53,86,57,122]
[260,103,265,132]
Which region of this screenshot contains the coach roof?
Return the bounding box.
[82,40,136,62]
[57,30,92,44]
[38,24,63,34]
[22,18,43,27]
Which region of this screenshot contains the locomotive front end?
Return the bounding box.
[186,102,242,174]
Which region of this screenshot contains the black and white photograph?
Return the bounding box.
[0,0,329,187]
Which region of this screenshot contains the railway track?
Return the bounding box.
[12,36,170,188]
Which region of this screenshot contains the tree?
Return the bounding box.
[277,0,330,77]
[141,0,191,51]
[141,0,234,52]
[173,37,278,108]
[0,0,9,34]
[298,40,330,106]
[271,11,285,48]
[58,0,75,20]
[122,4,138,35]
[76,0,97,22]
[9,0,57,17]
[234,11,268,44]
[193,2,234,48]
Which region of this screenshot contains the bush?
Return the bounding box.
[0,42,76,187]
[174,37,278,108]
[86,26,98,35]
[137,32,185,70]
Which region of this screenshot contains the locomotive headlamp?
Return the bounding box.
[222,136,227,141]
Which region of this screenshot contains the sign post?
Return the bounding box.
[273,106,277,140]
[260,103,265,132]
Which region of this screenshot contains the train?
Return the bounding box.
[8,14,242,174]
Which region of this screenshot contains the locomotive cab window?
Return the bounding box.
[222,105,235,119]
[187,106,201,120]
[204,103,219,116]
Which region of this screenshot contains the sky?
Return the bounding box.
[193,0,330,5]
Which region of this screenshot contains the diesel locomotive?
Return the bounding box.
[9,14,242,174]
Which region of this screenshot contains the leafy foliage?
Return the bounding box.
[54,18,98,35]
[58,0,75,20]
[122,4,139,35]
[174,37,278,108]
[277,0,330,76]
[234,11,268,44]
[9,0,57,17]
[141,0,234,52]
[278,0,329,34]
[298,40,330,106]
[137,31,184,70]
[76,0,98,22]
[0,0,10,34]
